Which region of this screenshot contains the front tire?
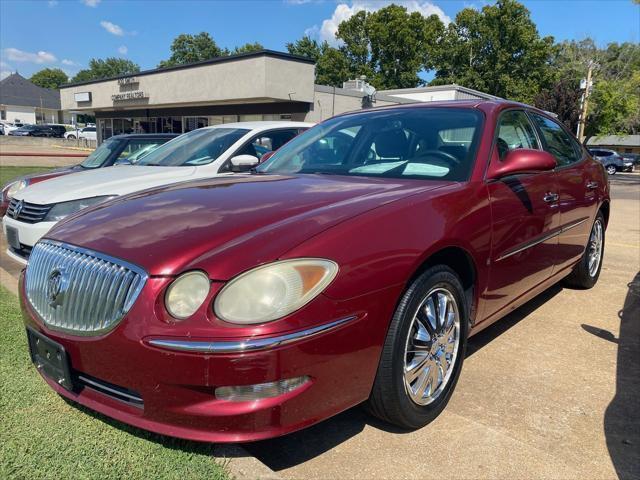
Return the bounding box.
[564,211,605,289]
[606,165,617,175]
[366,265,468,429]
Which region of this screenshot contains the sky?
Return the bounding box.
[1,0,639,81]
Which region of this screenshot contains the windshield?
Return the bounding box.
[258,108,483,181]
[81,138,119,168]
[136,128,249,167]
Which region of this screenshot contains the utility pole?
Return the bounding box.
[577,60,596,142]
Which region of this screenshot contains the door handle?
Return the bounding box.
[543,192,559,203]
[586,181,599,190]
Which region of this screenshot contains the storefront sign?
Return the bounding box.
[112,91,148,102]
[74,92,91,102]
[117,76,139,86]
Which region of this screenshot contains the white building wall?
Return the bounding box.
[2,105,36,124]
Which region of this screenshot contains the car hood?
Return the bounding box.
[47,174,450,277]
[14,166,216,205]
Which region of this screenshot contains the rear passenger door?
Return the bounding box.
[528,113,598,273]
[484,110,560,320]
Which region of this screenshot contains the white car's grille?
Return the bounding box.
[25,240,147,336]
[7,198,52,223]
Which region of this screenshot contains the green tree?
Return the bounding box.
[431,0,555,103]
[336,5,445,89]
[30,68,68,89]
[158,32,224,67]
[287,36,350,87]
[230,42,264,55]
[587,72,640,136]
[72,58,140,82]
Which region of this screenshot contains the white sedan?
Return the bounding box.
[64,126,97,140]
[3,121,313,264]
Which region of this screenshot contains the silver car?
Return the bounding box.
[588,148,633,174]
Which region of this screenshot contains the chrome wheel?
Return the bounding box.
[588,219,603,277]
[403,287,460,406]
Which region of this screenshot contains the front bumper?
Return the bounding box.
[19,272,398,442]
[3,216,56,262]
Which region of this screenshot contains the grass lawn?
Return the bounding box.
[0,166,54,186]
[0,287,229,479]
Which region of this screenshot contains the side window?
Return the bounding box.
[118,140,167,163]
[237,129,298,160]
[530,114,581,167]
[496,111,539,160]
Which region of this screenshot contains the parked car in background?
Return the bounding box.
[64,126,97,141]
[1,121,25,135]
[43,124,68,138]
[3,122,312,263]
[621,152,640,166]
[0,133,178,217]
[8,124,54,137]
[588,148,632,174]
[18,101,609,442]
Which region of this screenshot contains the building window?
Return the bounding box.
[1,109,5,120]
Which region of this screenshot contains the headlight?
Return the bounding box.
[214,259,339,324]
[5,179,28,199]
[165,271,211,319]
[44,195,116,222]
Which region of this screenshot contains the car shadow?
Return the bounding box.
[602,272,640,479]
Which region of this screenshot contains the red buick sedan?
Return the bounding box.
[20,100,609,442]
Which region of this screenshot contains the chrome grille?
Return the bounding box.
[25,240,147,336]
[7,198,52,223]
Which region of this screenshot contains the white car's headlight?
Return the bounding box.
[165,271,211,319]
[44,195,116,222]
[5,179,28,199]
[214,259,339,324]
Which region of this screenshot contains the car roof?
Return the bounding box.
[202,121,314,132]
[108,133,180,140]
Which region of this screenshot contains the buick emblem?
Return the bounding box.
[12,199,24,219]
[46,268,68,308]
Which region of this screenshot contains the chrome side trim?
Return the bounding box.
[496,218,589,262]
[77,375,143,404]
[148,315,358,354]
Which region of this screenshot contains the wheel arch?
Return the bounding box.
[599,200,610,228]
[409,246,479,325]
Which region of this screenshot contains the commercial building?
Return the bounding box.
[59,50,495,143]
[0,73,70,125]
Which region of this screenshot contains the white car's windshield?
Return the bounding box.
[136,128,249,167]
[80,139,118,168]
[258,108,483,181]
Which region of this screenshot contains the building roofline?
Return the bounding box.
[61,50,315,88]
[314,84,415,104]
[380,83,501,100]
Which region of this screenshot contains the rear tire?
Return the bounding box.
[67,134,76,139]
[564,211,605,289]
[366,265,468,429]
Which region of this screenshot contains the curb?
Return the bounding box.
[0,262,281,480]
[53,145,95,152]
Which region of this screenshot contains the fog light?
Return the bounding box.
[215,376,309,402]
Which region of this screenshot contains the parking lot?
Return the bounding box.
[0,171,638,479]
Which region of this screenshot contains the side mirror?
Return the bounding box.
[488,149,556,180]
[229,154,259,172]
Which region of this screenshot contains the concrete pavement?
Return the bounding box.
[1,173,638,479]
[246,174,640,480]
